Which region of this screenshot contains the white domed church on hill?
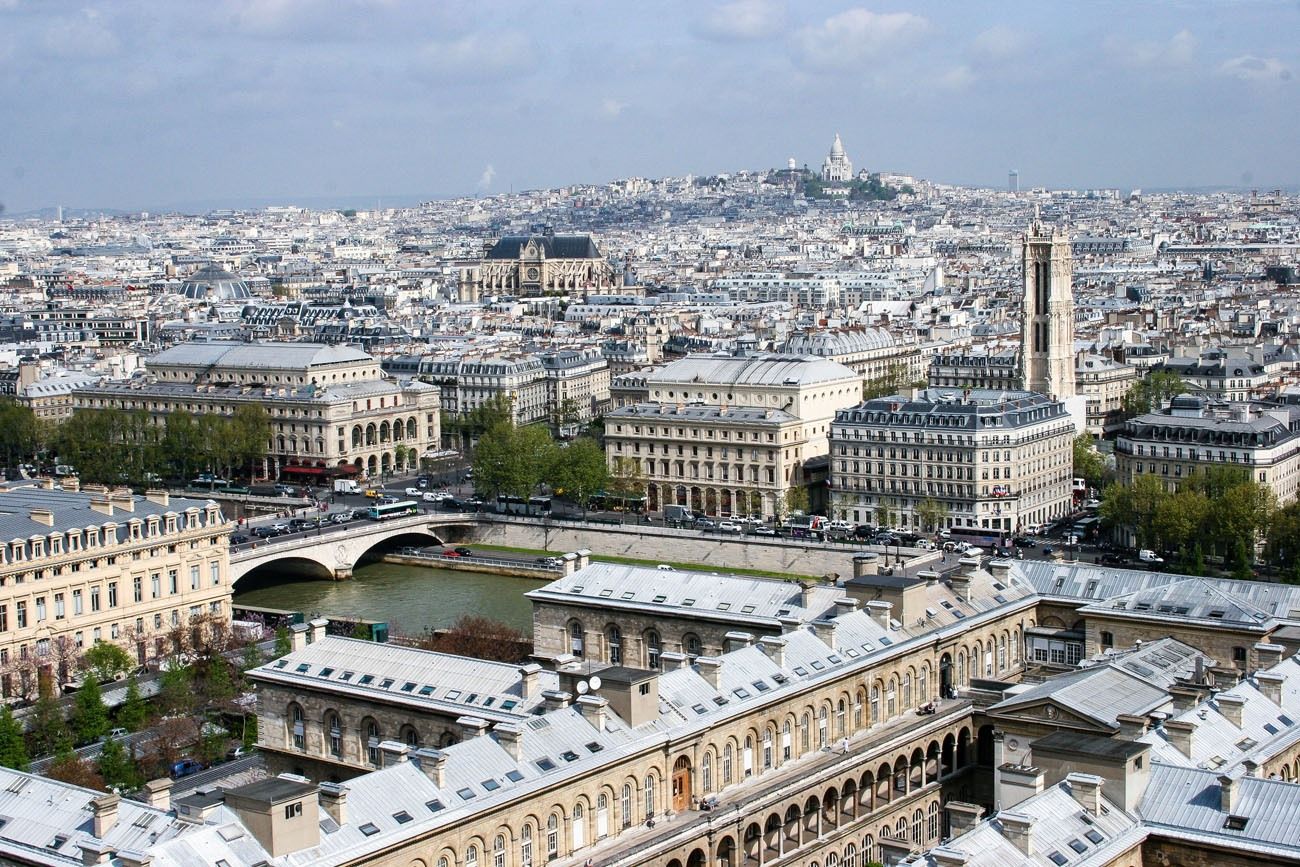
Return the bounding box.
[822,133,853,182]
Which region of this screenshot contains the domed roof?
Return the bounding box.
[176,264,251,301]
[830,133,845,156]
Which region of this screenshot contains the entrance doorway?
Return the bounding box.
[672,755,692,812]
[940,653,953,697]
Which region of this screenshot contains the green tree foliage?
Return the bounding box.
[472,420,560,502]
[862,363,924,400]
[160,409,203,481]
[73,676,109,745]
[0,398,41,472]
[116,676,147,733]
[0,706,30,771]
[444,394,514,452]
[96,736,139,791]
[82,642,133,683]
[1072,435,1106,486]
[550,397,583,437]
[607,456,646,503]
[1121,370,1186,419]
[783,485,810,519]
[273,626,293,659]
[550,438,608,513]
[158,664,195,717]
[240,642,264,674]
[1266,501,1300,570]
[916,498,950,533]
[28,676,69,758]
[203,658,236,706]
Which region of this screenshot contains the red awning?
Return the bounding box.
[282,466,328,475]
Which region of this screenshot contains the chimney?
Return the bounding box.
[757,636,786,667]
[542,690,572,712]
[91,793,120,838]
[697,656,722,689]
[724,631,754,652]
[931,848,970,866]
[812,617,838,648]
[141,778,172,812]
[1164,719,1196,757]
[866,599,893,628]
[89,497,114,516]
[1220,774,1237,813]
[38,476,54,490]
[1256,672,1284,705]
[574,548,592,570]
[308,617,329,644]
[989,559,1012,582]
[518,663,542,699]
[494,723,522,760]
[1115,713,1148,739]
[833,597,860,616]
[798,580,816,609]
[1218,694,1245,728]
[78,840,113,865]
[319,782,348,825]
[1067,772,1105,815]
[561,552,578,576]
[62,476,80,492]
[290,622,309,653]
[958,556,982,577]
[778,615,803,635]
[660,651,687,672]
[379,740,410,766]
[457,716,489,740]
[1243,759,1259,778]
[116,852,152,867]
[946,802,984,837]
[413,748,447,787]
[577,694,609,731]
[919,569,941,587]
[852,552,879,578]
[29,508,54,527]
[145,489,169,507]
[110,491,134,512]
[1254,642,1284,670]
[999,812,1034,854]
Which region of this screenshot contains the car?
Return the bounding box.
[1042,546,1055,556]
[440,549,462,558]
[964,547,986,557]
[1099,553,1127,566]
[288,518,309,530]
[1012,536,1037,548]
[694,518,717,530]
[364,489,382,498]
[423,491,441,502]
[405,487,422,496]
[656,564,675,571]
[536,557,564,568]
[936,528,951,540]
[717,520,742,533]
[230,533,249,544]
[108,727,128,739]
[252,526,279,539]
[170,758,204,779]
[751,526,777,537]
[329,512,349,524]
[454,547,473,557]
[417,478,429,488]
[225,744,252,761]
[269,522,289,534]
[915,539,936,551]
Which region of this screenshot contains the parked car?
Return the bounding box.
[364,488,382,498]
[226,744,252,761]
[694,518,717,530]
[1012,536,1037,548]
[1138,549,1165,564]
[405,487,422,496]
[454,547,473,557]
[536,557,564,568]
[170,758,204,779]
[751,526,778,537]
[230,533,249,544]
[717,520,742,534]
[288,518,310,530]
[268,522,289,534]
[328,512,349,524]
[252,526,279,539]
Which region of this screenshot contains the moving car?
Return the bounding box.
[440,549,462,558]
[405,487,422,496]
[717,520,742,534]
[171,758,204,779]
[1138,549,1164,564]
[453,547,474,557]
[751,526,777,537]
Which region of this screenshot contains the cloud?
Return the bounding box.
[601,98,626,119]
[792,7,927,71]
[1104,28,1196,69]
[423,30,537,82]
[937,65,975,91]
[42,8,119,59]
[697,0,785,42]
[477,164,495,189]
[1219,55,1293,83]
[971,25,1023,65]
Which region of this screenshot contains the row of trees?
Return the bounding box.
[54,405,271,486]
[474,421,612,509]
[1100,466,1276,577]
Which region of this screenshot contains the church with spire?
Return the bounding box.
[821,133,853,182]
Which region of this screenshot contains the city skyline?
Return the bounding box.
[1,0,1297,214]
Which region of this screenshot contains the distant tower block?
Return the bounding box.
[788,157,797,171]
[457,266,481,303]
[1019,219,1075,400]
[1008,169,1019,193]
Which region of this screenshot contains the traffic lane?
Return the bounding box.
[170,754,263,796]
[230,515,366,550]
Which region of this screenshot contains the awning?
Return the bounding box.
[281,466,328,475]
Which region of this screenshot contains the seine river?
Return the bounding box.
[232,562,542,636]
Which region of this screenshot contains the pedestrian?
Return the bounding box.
[840,737,849,755]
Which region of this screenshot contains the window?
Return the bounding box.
[151,574,160,599]
[568,620,584,657]
[366,720,380,767]
[1233,647,1248,663]
[684,633,701,661]
[801,713,811,752]
[547,814,559,859]
[35,598,46,623]
[16,602,26,629]
[520,824,534,867]
[107,583,117,608]
[493,835,505,867]
[621,785,632,829]
[284,802,302,819]
[190,566,200,591]
[644,774,656,817]
[763,728,773,769]
[702,751,713,792]
[290,705,304,749]
[783,720,792,761]
[1100,631,1114,648]
[465,845,478,867]
[133,577,142,603]
[607,625,622,665]
[724,744,734,784]
[646,630,661,669]
[73,590,83,615]
[211,562,221,586]
[169,569,178,594]
[327,714,342,758]
[819,706,829,749]
[90,586,101,612]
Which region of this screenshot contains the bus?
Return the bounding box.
[495,495,553,516]
[783,513,826,540]
[946,526,1007,550]
[367,500,419,520]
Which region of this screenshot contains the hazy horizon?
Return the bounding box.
[2,0,1296,214]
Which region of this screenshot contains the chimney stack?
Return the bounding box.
[1164,719,1196,757]
[812,617,838,648]
[518,663,542,699]
[659,651,687,672]
[946,802,984,837]
[141,778,172,812]
[757,636,786,667]
[577,694,609,731]
[1254,642,1284,670]
[724,631,754,652]
[145,489,169,507]
[1256,672,1284,705]
[289,622,309,653]
[852,552,879,578]
[798,580,816,609]
[542,690,572,712]
[866,600,892,628]
[494,723,522,761]
[379,740,410,767]
[91,793,120,838]
[308,617,329,644]
[1218,694,1245,728]
[697,656,722,689]
[319,782,349,825]
[950,572,973,602]
[1067,772,1104,815]
[29,508,54,527]
[457,716,489,740]
[1220,775,1237,813]
[413,748,447,787]
[999,812,1034,854]
[778,615,803,635]
[833,597,859,616]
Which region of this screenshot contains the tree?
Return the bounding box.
[415,615,530,663]
[0,706,29,771]
[82,642,133,683]
[1121,370,1186,419]
[240,642,265,673]
[607,456,646,503]
[228,404,271,480]
[158,664,194,717]
[862,363,913,400]
[1101,475,1169,549]
[273,626,292,659]
[73,676,109,745]
[1152,489,1209,555]
[550,397,583,438]
[509,425,559,500]
[203,657,236,707]
[1266,501,1300,570]
[916,498,950,533]
[783,485,810,519]
[161,410,204,481]
[0,398,40,473]
[46,746,104,790]
[116,676,147,733]
[551,438,608,515]
[96,736,139,791]
[472,420,516,501]
[28,676,69,758]
[874,503,896,530]
[1071,435,1105,487]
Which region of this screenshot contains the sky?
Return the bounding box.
[0,0,1297,213]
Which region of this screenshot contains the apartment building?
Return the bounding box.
[75,341,440,481]
[1114,394,1300,504]
[539,348,611,428]
[829,388,1075,533]
[1075,353,1137,437]
[784,327,933,391]
[0,480,232,697]
[410,355,548,426]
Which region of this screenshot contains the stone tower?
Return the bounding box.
[1020,220,1075,399]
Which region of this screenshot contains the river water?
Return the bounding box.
[232,562,542,636]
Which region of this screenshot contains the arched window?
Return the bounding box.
[289,703,305,750]
[572,802,586,849]
[853,692,864,729]
[998,634,1007,671]
[438,858,449,867]
[743,735,754,776]
[493,835,506,867]
[646,630,661,669]
[644,774,656,817]
[870,687,880,723]
[762,728,773,769]
[886,680,897,718]
[402,725,419,748]
[782,720,792,761]
[597,793,609,838]
[836,699,847,737]
[521,824,534,867]
[326,713,342,758]
[621,784,633,828]
[818,706,829,749]
[918,666,928,703]
[723,744,734,784]
[607,625,622,665]
[928,801,939,839]
[912,809,923,844]
[546,814,559,860]
[568,620,585,657]
[844,842,858,867]
[863,835,875,862]
[827,853,839,867]
[702,751,713,793]
[896,816,907,839]
[801,713,811,753]
[465,845,478,867]
[365,718,380,767]
[902,674,913,710]
[684,632,702,661]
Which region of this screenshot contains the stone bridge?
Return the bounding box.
[229,513,476,586]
